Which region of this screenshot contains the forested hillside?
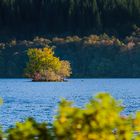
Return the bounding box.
[0,0,140,40]
[0,0,140,77]
[0,28,140,78]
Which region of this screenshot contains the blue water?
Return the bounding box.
[0,78,140,130]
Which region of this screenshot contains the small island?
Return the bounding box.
[25,46,71,82]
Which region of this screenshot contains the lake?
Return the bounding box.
[0,78,140,130]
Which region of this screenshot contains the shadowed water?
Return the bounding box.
[0,78,140,129]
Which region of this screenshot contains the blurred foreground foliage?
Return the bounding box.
[1,93,140,140]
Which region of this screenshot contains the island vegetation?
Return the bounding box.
[0,93,139,139]
[25,47,71,82]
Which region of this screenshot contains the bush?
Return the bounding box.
[7,118,50,140]
[53,93,131,140]
[1,93,140,140]
[25,47,71,81]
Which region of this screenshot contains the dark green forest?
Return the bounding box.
[0,0,140,77]
[0,0,140,40]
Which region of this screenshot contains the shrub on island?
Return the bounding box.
[25,46,71,81]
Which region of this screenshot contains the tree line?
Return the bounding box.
[0,27,140,78]
[0,0,140,40]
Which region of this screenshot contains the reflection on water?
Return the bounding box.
[0,78,140,129]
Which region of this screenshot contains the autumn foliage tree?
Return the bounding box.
[25,46,71,81]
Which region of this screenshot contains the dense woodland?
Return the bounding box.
[0,27,140,78]
[0,0,140,40]
[0,0,140,77]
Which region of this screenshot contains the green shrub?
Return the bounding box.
[25,47,71,81]
[7,118,50,140]
[53,93,132,140]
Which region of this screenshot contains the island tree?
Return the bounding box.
[25,46,71,81]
